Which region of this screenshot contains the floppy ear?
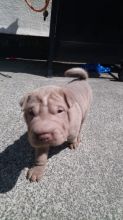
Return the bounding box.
[19,94,30,111]
[63,88,75,109]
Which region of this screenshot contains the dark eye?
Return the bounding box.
[57,108,64,114]
[28,109,35,117]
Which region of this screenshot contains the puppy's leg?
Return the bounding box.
[26,147,49,182]
[68,133,81,150]
[69,118,86,150]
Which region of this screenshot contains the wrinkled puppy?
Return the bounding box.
[20,68,92,182]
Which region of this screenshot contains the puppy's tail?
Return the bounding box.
[64,67,88,80]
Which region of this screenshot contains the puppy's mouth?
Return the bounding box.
[28,129,67,148]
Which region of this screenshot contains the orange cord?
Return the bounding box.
[24,0,51,13]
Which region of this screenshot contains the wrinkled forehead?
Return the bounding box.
[26,87,66,109]
[48,90,66,105]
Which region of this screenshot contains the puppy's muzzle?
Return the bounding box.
[34,132,53,143]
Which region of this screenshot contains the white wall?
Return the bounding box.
[0,0,52,36]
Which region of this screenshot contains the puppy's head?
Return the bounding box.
[20,86,74,148]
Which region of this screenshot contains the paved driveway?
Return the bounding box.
[0,61,123,220]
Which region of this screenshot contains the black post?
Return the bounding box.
[47,0,59,77]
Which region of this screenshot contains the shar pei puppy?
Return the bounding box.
[20,68,92,182]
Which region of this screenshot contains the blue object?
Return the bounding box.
[81,64,111,74]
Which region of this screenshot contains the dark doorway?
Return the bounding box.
[50,0,123,64]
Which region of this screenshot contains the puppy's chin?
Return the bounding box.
[28,137,50,148]
[30,139,66,149]
[28,135,67,149]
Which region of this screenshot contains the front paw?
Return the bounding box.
[26,165,45,182]
[69,142,78,149]
[68,136,81,150]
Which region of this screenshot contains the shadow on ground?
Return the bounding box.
[0,59,47,76]
[0,59,82,77]
[0,133,67,193]
[0,59,119,79]
[0,133,34,193]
